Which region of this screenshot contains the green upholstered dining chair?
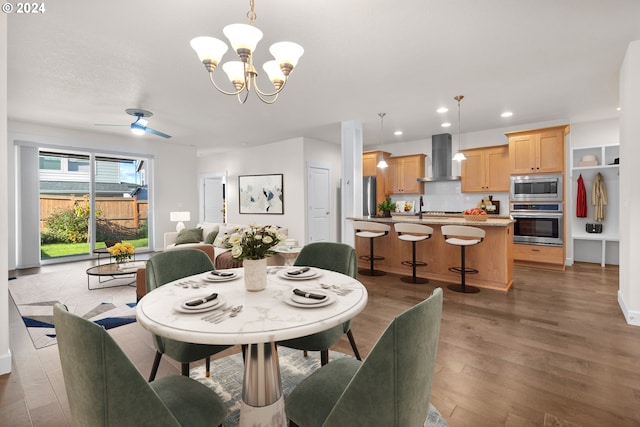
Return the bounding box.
[277,242,361,366]
[53,303,227,427]
[286,287,443,427]
[145,249,231,381]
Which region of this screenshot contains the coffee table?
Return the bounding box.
[86,261,146,290]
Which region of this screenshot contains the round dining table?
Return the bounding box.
[136,265,368,427]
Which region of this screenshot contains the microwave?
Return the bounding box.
[510,174,563,202]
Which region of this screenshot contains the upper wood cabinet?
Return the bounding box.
[385,154,426,194]
[363,150,391,177]
[362,150,391,214]
[461,145,509,192]
[506,126,568,175]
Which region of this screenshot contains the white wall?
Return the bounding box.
[1,12,12,375]
[197,138,307,243]
[303,137,342,241]
[618,40,640,326]
[7,121,200,268]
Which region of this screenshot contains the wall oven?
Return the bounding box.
[510,174,563,202]
[511,203,563,246]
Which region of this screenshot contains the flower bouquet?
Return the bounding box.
[108,242,136,262]
[223,224,286,261]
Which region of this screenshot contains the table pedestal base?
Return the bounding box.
[240,342,286,427]
[240,396,286,427]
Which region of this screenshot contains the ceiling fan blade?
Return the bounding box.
[145,126,172,139]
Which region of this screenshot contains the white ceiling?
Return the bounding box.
[7,0,640,153]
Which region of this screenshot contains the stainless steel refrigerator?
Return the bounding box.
[363,176,377,216]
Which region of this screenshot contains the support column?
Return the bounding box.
[341,120,363,247]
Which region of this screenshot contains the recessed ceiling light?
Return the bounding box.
[437,107,448,113]
[617,107,621,111]
[501,111,513,118]
[441,122,451,128]
[394,130,403,136]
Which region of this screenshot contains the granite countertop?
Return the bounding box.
[349,215,514,227]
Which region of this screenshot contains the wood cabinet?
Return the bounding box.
[362,150,391,215]
[363,151,378,177]
[353,217,514,291]
[506,126,567,175]
[513,243,564,270]
[461,145,509,192]
[385,154,426,194]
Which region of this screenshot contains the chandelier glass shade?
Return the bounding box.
[190,1,304,104]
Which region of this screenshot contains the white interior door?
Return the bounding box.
[202,176,224,223]
[307,163,331,242]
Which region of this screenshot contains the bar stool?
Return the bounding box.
[394,223,433,284]
[353,221,390,276]
[441,225,485,293]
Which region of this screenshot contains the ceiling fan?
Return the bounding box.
[95,108,172,139]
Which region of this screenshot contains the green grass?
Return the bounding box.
[40,238,148,259]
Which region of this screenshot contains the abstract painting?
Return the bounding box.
[238,174,284,214]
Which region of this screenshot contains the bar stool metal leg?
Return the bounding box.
[447,246,480,293]
[400,240,428,284]
[360,237,385,276]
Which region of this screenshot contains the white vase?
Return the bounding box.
[243,258,268,292]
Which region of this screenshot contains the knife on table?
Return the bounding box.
[293,288,326,300]
[185,293,218,307]
[287,267,310,276]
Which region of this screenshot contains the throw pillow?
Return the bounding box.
[204,230,219,245]
[175,228,203,245]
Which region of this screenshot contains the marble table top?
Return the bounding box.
[136,266,368,346]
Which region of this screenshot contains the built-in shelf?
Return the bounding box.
[569,143,619,267]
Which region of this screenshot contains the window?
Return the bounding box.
[39,156,61,170]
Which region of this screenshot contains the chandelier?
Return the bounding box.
[190,0,304,104]
[452,95,467,161]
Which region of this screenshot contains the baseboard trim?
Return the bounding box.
[618,291,640,327]
[0,350,12,375]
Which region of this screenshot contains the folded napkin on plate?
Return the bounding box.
[209,271,235,277]
[287,267,310,276]
[184,293,218,307]
[293,288,326,300]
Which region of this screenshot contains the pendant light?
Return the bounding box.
[376,113,388,168]
[452,95,466,161]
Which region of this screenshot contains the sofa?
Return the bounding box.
[163,222,288,268]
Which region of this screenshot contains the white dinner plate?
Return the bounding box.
[277,268,321,281]
[202,271,240,282]
[284,290,335,308]
[174,295,225,314]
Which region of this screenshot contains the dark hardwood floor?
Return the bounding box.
[2,260,636,427]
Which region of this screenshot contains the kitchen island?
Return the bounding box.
[349,216,514,291]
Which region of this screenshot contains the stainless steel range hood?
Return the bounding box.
[417,133,460,182]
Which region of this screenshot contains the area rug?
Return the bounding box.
[192,347,449,427]
[8,268,137,349]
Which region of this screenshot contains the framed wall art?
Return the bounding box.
[238,173,284,214]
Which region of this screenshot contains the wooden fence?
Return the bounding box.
[39,195,148,232]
